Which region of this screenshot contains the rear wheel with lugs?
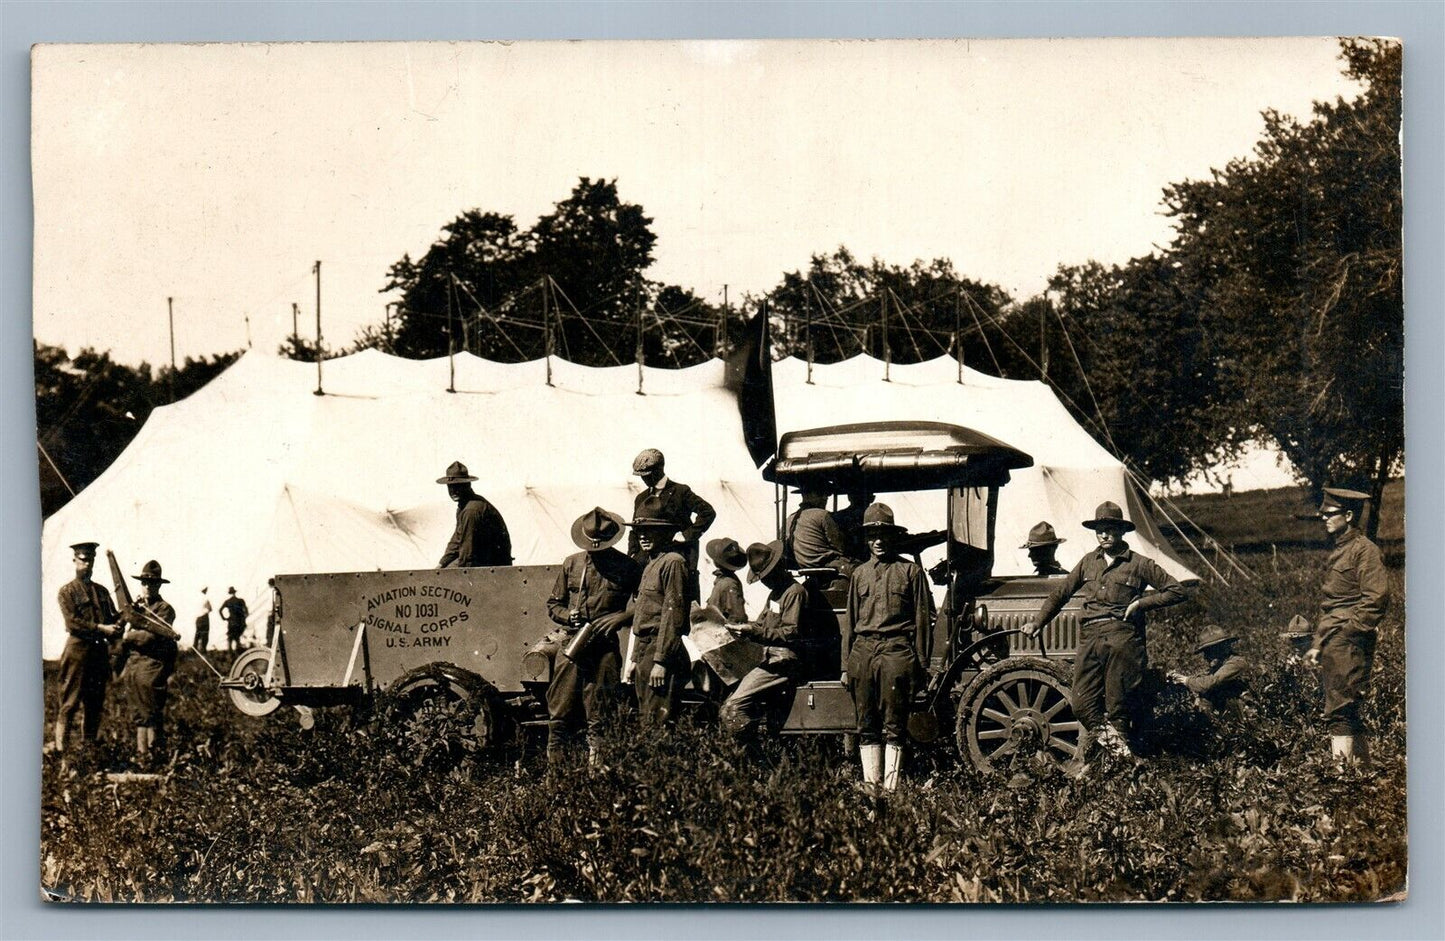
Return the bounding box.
[384,663,500,766]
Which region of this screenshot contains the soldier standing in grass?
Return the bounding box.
[193,586,212,652]
[118,560,178,766]
[704,538,749,622]
[49,541,122,757]
[843,505,932,792]
[1304,487,1389,767]
[220,586,249,652]
[628,449,716,603]
[544,507,641,763]
[437,460,513,568]
[628,517,691,727]
[1025,502,1186,758]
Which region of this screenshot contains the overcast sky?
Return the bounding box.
[32,37,1358,366]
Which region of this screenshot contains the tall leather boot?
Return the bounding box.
[882,744,904,792]
[859,744,882,789]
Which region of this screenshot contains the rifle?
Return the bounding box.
[107,550,180,641]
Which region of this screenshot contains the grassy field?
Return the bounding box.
[40,491,1408,903]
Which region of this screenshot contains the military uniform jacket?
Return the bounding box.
[440,493,513,568]
[784,507,852,572]
[58,578,118,646]
[627,479,716,563]
[1184,653,1248,708]
[1035,546,1185,629]
[707,570,747,622]
[1314,528,1389,646]
[123,597,179,667]
[631,550,689,662]
[844,556,932,658]
[546,548,641,626]
[1033,559,1069,577]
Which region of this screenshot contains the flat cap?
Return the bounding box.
[632,448,665,474]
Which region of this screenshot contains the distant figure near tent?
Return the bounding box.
[436,460,513,568]
[193,586,212,651]
[628,449,716,603]
[220,587,249,652]
[1020,521,1068,577]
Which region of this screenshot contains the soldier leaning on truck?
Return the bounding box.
[1025,501,1186,758]
[544,507,641,761]
[436,460,513,568]
[627,516,692,727]
[117,560,178,766]
[1304,487,1389,767]
[49,541,123,757]
[844,504,933,792]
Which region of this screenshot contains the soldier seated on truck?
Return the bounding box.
[783,487,854,580]
[719,540,838,741]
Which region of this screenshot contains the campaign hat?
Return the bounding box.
[706,537,747,571]
[1195,624,1238,654]
[1318,487,1369,517]
[745,540,786,584]
[1020,521,1066,549]
[570,507,626,551]
[1082,501,1136,532]
[860,503,908,534]
[436,461,478,484]
[632,448,665,475]
[133,559,170,584]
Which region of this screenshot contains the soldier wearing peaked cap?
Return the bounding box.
[118,560,178,765]
[705,538,749,623]
[627,516,692,727]
[844,504,933,792]
[1304,488,1389,766]
[1025,501,1187,759]
[628,449,716,604]
[543,508,641,762]
[1020,521,1068,577]
[436,460,513,569]
[50,541,123,756]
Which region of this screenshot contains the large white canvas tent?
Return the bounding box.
[41,349,1196,659]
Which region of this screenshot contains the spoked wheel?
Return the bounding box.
[956,658,1091,773]
[226,647,283,717]
[384,663,499,765]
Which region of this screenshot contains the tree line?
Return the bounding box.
[37,39,1400,528]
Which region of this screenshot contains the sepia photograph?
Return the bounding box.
[31,34,1408,905]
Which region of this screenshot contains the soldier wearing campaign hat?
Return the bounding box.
[436,460,512,569]
[1303,487,1389,766]
[1020,521,1068,576]
[627,449,716,603]
[117,560,179,765]
[704,538,749,623]
[1168,624,1249,713]
[843,504,933,792]
[543,508,641,761]
[1025,501,1187,759]
[627,516,691,727]
[49,541,123,756]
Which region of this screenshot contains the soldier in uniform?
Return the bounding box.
[193,586,212,652]
[50,541,122,756]
[220,586,249,652]
[436,460,513,568]
[118,560,178,765]
[833,489,876,563]
[544,507,641,762]
[1020,521,1068,576]
[843,505,933,792]
[628,449,716,602]
[1169,625,1249,713]
[1025,502,1186,757]
[627,516,691,727]
[783,487,854,578]
[719,540,831,740]
[1304,487,1389,766]
[704,538,749,622]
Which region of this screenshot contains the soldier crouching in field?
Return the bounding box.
[1168,625,1249,714]
[719,540,834,742]
[49,541,123,758]
[1303,487,1389,767]
[117,560,179,766]
[628,517,691,727]
[844,505,932,792]
[1025,502,1186,759]
[544,508,640,763]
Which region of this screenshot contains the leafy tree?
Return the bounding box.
[1161,38,1402,529]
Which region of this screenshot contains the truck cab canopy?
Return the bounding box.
[765,421,1033,493]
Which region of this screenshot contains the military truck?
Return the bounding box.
[223,420,1089,771]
